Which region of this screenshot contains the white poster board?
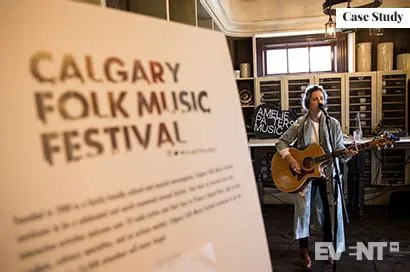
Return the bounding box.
[0,1,271,271]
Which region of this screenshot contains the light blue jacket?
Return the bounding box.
[275,112,346,253]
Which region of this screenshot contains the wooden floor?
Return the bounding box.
[262,205,410,271]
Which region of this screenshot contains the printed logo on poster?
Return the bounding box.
[336,8,410,28]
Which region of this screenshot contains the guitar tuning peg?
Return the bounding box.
[384,145,387,149]
[377,146,381,150]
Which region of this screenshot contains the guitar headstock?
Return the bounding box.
[369,132,400,150]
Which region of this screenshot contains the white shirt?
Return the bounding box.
[279,119,320,158]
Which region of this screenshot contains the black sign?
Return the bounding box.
[253,104,297,139]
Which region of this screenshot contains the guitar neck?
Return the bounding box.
[314,141,372,163]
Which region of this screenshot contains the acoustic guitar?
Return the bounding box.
[271,134,398,193]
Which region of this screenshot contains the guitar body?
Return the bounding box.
[271,143,326,193]
[271,134,398,193]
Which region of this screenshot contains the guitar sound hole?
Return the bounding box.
[302,157,314,170]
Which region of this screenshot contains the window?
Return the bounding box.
[256,33,346,76]
[266,49,287,74]
[288,47,309,73]
[265,45,332,75]
[310,46,332,72]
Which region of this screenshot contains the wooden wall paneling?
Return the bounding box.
[128,0,167,20]
[106,0,128,10]
[169,0,197,26]
[71,0,103,6]
[197,0,212,29]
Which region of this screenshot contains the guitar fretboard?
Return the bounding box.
[314,141,374,163]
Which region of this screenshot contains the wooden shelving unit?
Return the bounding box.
[227,36,255,138]
[345,72,377,137]
[372,148,410,185]
[377,70,408,132]
[255,76,283,109]
[285,76,314,116]
[315,74,346,132]
[370,70,409,186]
[236,78,255,107]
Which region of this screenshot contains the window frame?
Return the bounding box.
[256,33,347,77]
[263,43,334,75]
